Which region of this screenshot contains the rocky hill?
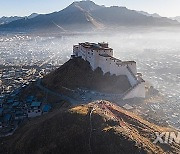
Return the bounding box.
[0,1,179,32]
[0,100,179,154]
[42,57,131,94]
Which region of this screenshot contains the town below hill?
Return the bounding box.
[0,52,161,139]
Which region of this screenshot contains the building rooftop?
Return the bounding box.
[12,102,20,107]
[31,102,41,107]
[117,61,136,65]
[110,57,121,61]
[42,104,52,112]
[99,54,136,65]
[79,42,112,50]
[26,96,35,102]
[99,54,111,57]
[7,99,14,104]
[4,114,12,122]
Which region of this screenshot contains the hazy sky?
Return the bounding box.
[0,0,180,17]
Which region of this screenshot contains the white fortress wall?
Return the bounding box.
[126,62,137,75]
[27,110,42,118]
[92,49,101,70]
[73,42,146,100]
[125,68,139,86]
[109,59,121,75]
[87,49,113,71]
[73,45,79,56]
[109,60,137,86]
[86,49,94,68]
[99,49,113,56]
[74,45,138,86]
[110,61,125,76]
[93,50,99,70]
[98,56,111,74]
[81,46,88,60]
[123,82,146,100]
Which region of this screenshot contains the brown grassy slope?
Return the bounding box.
[42,57,131,94]
[0,101,179,154]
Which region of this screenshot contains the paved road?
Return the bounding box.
[36,79,126,105]
[36,79,78,104]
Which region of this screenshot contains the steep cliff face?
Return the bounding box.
[43,57,131,94]
[0,101,179,154]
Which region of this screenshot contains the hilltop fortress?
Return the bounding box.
[72,42,145,100]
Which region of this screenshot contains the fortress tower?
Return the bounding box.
[73,42,145,100]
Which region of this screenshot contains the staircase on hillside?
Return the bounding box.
[121,66,141,99]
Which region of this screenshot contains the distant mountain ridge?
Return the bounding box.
[0,1,179,32]
[171,16,180,22]
[137,11,161,18]
[0,16,23,25]
[0,13,39,25]
[27,13,39,19]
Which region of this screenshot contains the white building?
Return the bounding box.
[72,42,146,100]
[27,102,42,118]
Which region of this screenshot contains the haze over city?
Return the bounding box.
[0,1,180,153]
